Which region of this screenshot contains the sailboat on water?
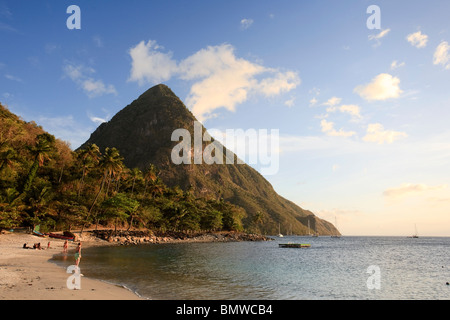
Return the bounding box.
[331,216,341,238]
[278,223,283,237]
[408,224,419,238]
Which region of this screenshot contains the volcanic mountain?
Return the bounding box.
[79,84,339,236]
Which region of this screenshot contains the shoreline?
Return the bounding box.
[0,232,143,300]
[0,229,273,300]
[92,229,274,245]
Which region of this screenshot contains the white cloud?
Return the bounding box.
[390,60,405,70]
[240,18,254,30]
[327,104,362,120]
[128,40,178,85]
[257,71,300,97]
[406,31,428,48]
[180,44,267,120]
[433,41,450,70]
[5,74,23,82]
[82,79,117,97]
[87,109,111,125]
[128,41,300,122]
[63,63,117,98]
[284,97,295,107]
[354,73,403,101]
[187,68,298,121]
[179,44,254,80]
[368,28,390,46]
[320,119,356,138]
[63,64,85,81]
[383,183,447,199]
[186,72,253,121]
[89,115,107,124]
[368,28,390,41]
[339,104,362,119]
[322,96,342,107]
[363,123,407,144]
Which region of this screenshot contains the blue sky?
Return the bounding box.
[1,1,450,235]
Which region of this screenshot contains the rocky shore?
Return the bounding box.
[91,229,274,245]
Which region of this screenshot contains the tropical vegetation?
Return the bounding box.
[0,103,246,233]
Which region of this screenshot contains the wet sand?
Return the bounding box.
[0,232,143,300]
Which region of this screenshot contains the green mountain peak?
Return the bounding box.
[79,84,340,236]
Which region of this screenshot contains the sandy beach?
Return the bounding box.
[0,232,143,300]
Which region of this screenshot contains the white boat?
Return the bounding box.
[278,223,283,237]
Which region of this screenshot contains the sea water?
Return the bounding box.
[52,236,450,300]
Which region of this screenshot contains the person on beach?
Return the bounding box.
[75,242,82,266]
[63,240,68,253]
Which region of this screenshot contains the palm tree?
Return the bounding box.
[148,177,166,198]
[22,133,55,194]
[76,144,100,197]
[129,168,143,195]
[142,164,159,197]
[28,186,53,228]
[0,147,16,173]
[114,166,127,194]
[81,147,123,234]
[102,147,124,197]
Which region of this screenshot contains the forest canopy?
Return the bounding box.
[0,103,246,233]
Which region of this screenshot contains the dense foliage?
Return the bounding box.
[0,104,246,233]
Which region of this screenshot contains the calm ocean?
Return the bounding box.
[52,236,450,300]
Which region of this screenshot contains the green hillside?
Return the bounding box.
[0,103,247,234]
[80,84,339,236]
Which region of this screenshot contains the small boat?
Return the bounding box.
[47,231,75,241]
[331,216,341,238]
[32,230,47,237]
[32,225,47,238]
[278,223,283,237]
[279,243,311,248]
[408,224,419,238]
